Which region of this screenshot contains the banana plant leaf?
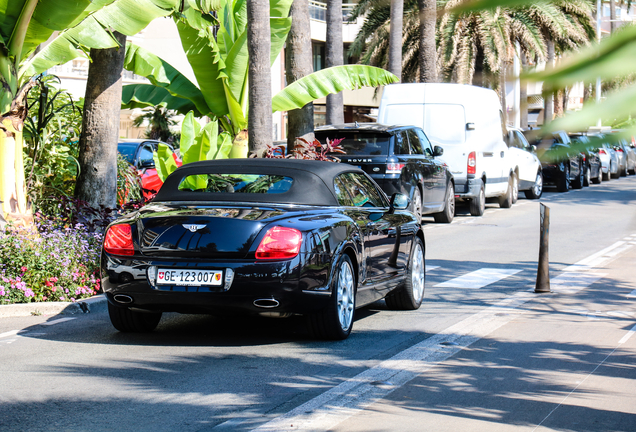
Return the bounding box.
[524,25,636,89]
[122,42,210,115]
[121,84,200,115]
[153,143,179,182]
[543,84,636,134]
[19,0,180,80]
[272,65,399,113]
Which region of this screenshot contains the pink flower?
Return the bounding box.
[20,266,27,273]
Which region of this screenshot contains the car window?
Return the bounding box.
[406,129,423,154]
[178,174,293,193]
[394,131,410,155]
[334,176,354,206]
[417,130,434,157]
[118,144,136,164]
[510,131,528,150]
[138,145,155,167]
[340,173,386,207]
[314,131,390,156]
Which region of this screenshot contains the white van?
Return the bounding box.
[377,83,516,216]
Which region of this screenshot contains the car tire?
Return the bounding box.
[524,171,543,199]
[385,237,425,310]
[433,182,455,224]
[469,182,485,216]
[511,173,519,204]
[498,175,514,208]
[557,164,570,192]
[611,163,619,179]
[572,164,584,189]
[584,165,591,187]
[107,302,162,333]
[592,167,602,184]
[409,187,423,225]
[604,166,611,181]
[621,165,627,177]
[307,254,356,340]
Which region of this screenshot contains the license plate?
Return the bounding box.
[156,269,223,286]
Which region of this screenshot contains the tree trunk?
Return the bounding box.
[0,81,35,226]
[610,0,617,33]
[326,0,344,124]
[247,0,273,153]
[499,61,508,127]
[418,0,437,83]
[75,32,127,210]
[520,51,528,129]
[285,0,314,149]
[389,0,404,80]
[543,38,555,126]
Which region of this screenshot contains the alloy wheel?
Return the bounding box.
[410,243,425,302]
[336,260,355,331]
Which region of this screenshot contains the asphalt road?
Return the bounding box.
[1,177,635,432]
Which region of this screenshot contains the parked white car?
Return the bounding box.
[505,127,543,199]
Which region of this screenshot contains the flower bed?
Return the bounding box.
[0,215,103,305]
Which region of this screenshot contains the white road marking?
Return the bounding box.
[627,289,636,298]
[550,272,607,293]
[619,323,636,344]
[563,239,634,272]
[434,268,521,289]
[0,330,20,339]
[245,291,535,432]
[41,317,76,326]
[425,265,440,272]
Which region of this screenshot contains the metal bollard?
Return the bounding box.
[535,203,551,293]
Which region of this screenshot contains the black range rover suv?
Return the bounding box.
[315,123,455,223]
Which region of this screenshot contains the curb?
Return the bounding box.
[0,294,107,318]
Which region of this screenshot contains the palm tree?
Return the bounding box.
[285,0,315,148]
[247,0,273,153]
[419,0,438,82]
[326,0,345,123]
[75,33,128,210]
[132,107,178,143]
[389,0,404,79]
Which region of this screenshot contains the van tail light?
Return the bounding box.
[467,151,477,175]
[104,224,134,256]
[256,227,302,260]
[387,163,405,174]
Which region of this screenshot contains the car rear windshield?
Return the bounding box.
[315,132,390,156]
[178,174,293,194]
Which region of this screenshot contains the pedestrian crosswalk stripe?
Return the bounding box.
[434,268,521,289]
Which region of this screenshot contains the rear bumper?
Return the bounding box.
[454,178,482,200]
[101,253,333,315]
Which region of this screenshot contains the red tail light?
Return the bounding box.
[387,163,405,174]
[467,151,477,175]
[617,148,624,152]
[599,149,607,155]
[104,224,134,256]
[256,227,302,260]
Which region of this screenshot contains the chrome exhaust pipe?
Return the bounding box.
[113,294,134,304]
[253,298,279,308]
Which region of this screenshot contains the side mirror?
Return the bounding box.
[433,146,444,157]
[530,145,537,153]
[389,193,409,213]
[139,159,155,169]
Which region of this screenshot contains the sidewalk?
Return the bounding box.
[0,294,107,318]
[330,244,636,431]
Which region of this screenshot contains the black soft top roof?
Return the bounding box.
[154,159,366,206]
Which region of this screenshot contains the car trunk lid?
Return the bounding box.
[137,205,298,259]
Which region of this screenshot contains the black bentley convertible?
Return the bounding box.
[102,159,426,340]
